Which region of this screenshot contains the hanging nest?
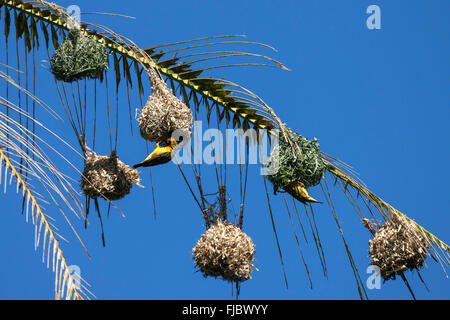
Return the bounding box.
[192,219,257,282]
[266,129,325,191]
[137,75,193,142]
[81,150,140,201]
[365,215,430,281]
[50,30,109,82]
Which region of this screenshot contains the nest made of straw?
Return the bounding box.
[193,220,257,282]
[137,76,193,142]
[81,151,140,201]
[50,30,109,82]
[367,215,430,281]
[266,129,325,190]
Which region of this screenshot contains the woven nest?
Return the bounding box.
[266,129,325,190]
[137,76,193,142]
[366,215,430,281]
[50,30,108,82]
[192,220,257,282]
[81,151,140,201]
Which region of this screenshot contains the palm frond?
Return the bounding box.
[323,155,450,268]
[0,148,89,299]
[1,0,287,133]
[1,0,448,300]
[0,63,91,298]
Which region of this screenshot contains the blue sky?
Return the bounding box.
[0,0,449,299]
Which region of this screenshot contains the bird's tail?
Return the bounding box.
[132,163,143,169]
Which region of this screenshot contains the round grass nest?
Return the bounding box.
[50,30,108,82]
[192,219,257,282]
[367,215,430,281]
[137,76,193,142]
[81,151,140,201]
[266,129,325,190]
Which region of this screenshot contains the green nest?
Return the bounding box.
[50,30,109,82]
[266,130,325,190]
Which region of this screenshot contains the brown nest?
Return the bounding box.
[366,215,430,280]
[81,150,140,201]
[137,75,193,142]
[192,219,257,282]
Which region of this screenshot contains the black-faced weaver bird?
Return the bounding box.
[133,136,180,169]
[282,180,321,204]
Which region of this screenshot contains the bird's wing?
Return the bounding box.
[141,154,172,167]
[134,146,173,168]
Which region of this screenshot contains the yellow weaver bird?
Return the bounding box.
[283,180,321,204]
[133,137,178,168]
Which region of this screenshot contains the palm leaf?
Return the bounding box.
[0,148,89,299]
[0,66,91,299]
[323,154,450,258]
[1,0,448,299]
[2,0,284,132]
